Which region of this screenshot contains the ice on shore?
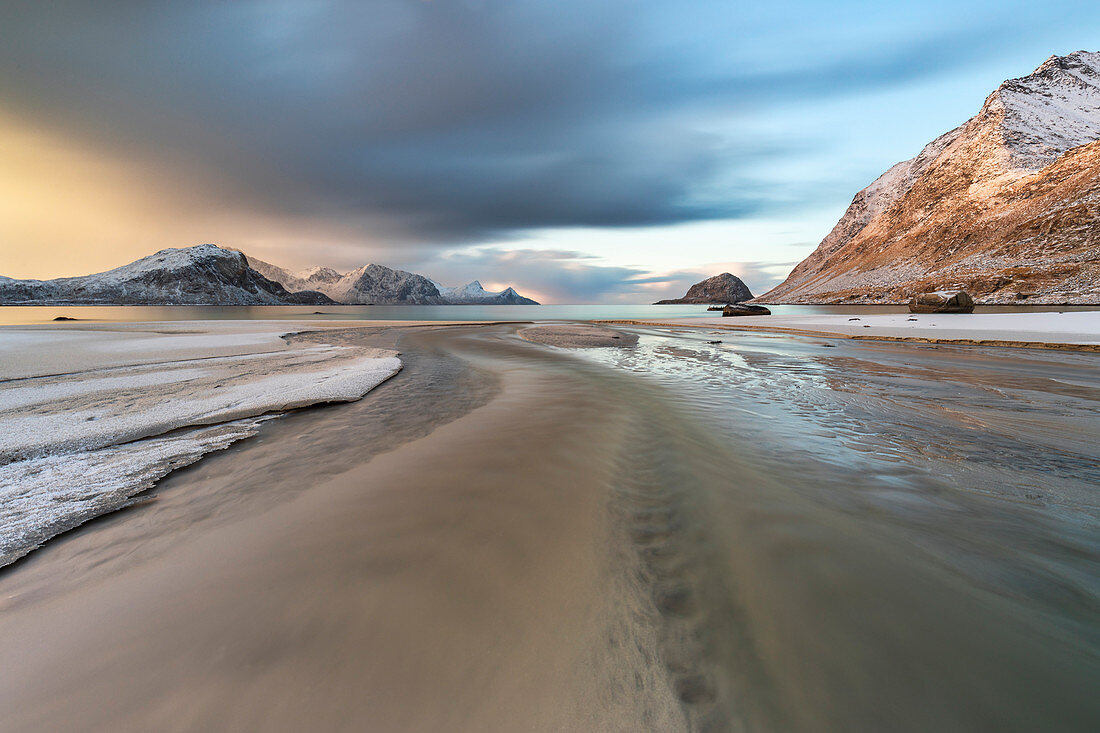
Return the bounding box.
[0,418,271,566]
[0,324,401,567]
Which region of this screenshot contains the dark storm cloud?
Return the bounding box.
[0,0,1056,246]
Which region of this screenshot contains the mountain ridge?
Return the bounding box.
[247,256,539,305]
[0,245,539,306]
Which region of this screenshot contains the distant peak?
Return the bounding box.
[136,243,241,266]
[297,265,343,283]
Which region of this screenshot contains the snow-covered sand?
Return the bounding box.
[0,321,402,566]
[600,311,1100,349]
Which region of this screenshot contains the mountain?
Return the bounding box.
[323,264,447,305]
[0,245,538,306]
[654,273,753,304]
[760,50,1100,305]
[0,244,333,305]
[247,256,538,305]
[432,280,539,305]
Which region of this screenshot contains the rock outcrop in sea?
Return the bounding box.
[760,50,1100,305]
[722,303,771,316]
[655,273,753,304]
[0,244,333,305]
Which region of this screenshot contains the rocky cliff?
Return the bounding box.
[0,244,333,305]
[654,273,753,304]
[760,50,1100,305]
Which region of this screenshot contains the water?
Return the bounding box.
[0,324,1097,731]
[1,302,1097,325]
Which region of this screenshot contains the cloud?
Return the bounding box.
[407,248,654,304]
[0,0,1063,252]
[398,247,800,304]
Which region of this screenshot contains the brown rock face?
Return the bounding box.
[655,273,753,304]
[760,51,1100,305]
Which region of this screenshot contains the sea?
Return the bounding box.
[0,302,1098,326]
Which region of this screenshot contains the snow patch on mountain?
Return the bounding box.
[996,50,1100,168]
[298,266,343,285]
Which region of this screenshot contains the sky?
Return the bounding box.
[1,1,1099,303]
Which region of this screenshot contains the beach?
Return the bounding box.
[601,310,1100,350]
[0,319,1098,731]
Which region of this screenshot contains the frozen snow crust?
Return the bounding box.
[0,322,400,566]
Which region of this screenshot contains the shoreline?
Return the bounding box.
[596,311,1100,352]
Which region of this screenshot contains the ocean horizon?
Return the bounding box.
[2,302,1098,326]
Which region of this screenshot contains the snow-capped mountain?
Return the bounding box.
[298,266,343,285]
[0,245,538,306]
[431,279,539,305]
[0,244,333,305]
[323,264,447,305]
[761,50,1100,305]
[247,256,538,305]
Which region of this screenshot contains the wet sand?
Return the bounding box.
[0,323,1098,731]
[519,323,640,347]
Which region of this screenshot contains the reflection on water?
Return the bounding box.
[1,302,1097,325]
[0,324,1097,732]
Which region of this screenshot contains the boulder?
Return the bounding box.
[722,303,771,317]
[907,290,975,313]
